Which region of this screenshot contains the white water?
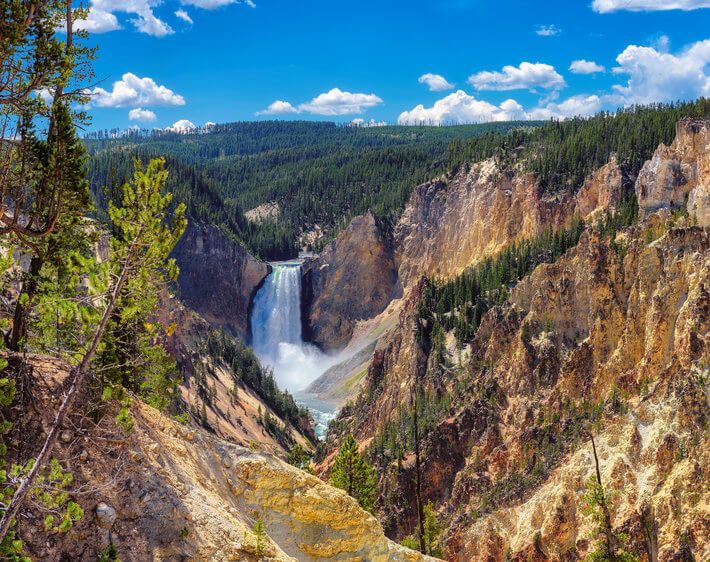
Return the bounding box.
[250,262,339,435]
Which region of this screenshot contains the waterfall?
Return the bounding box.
[251,263,303,353]
[250,262,339,393]
[250,262,339,437]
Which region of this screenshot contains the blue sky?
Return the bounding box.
[77,0,710,130]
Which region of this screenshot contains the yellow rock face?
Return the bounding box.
[322,119,709,561]
[18,357,436,561]
[121,403,438,561]
[637,118,710,226]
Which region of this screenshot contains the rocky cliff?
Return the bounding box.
[304,147,627,401]
[636,118,710,226]
[303,149,628,358]
[302,212,400,351]
[12,356,435,562]
[171,222,270,340]
[320,119,710,560]
[157,293,314,454]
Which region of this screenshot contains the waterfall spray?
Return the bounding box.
[250,262,340,392]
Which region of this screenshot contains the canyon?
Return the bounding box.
[309,118,710,560]
[9,117,709,561]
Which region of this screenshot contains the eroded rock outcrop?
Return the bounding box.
[14,357,435,562]
[302,212,400,350]
[321,120,710,561]
[397,163,564,288]
[171,222,270,339]
[303,153,627,357]
[444,226,709,560]
[303,155,628,408]
[637,118,710,225]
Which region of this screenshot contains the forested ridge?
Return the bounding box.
[85,121,533,259]
[85,99,709,260]
[447,99,710,192]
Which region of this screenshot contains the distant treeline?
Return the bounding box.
[85,121,531,259]
[85,100,709,259]
[447,99,710,193]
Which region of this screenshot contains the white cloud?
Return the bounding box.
[73,8,121,33]
[528,94,603,119]
[128,107,157,122]
[397,91,605,125]
[180,0,255,8]
[536,24,560,36]
[37,88,54,105]
[299,88,383,115]
[468,62,566,91]
[611,39,710,104]
[167,119,197,132]
[651,34,671,51]
[397,90,526,125]
[69,1,173,37]
[258,88,384,117]
[90,73,186,108]
[569,59,606,74]
[418,73,455,92]
[256,100,299,115]
[593,0,710,12]
[175,9,193,24]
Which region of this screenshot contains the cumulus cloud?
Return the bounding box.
[397,91,605,125]
[167,119,197,132]
[528,95,603,119]
[67,1,173,37]
[536,24,560,36]
[593,0,710,12]
[73,7,121,33]
[181,0,255,8]
[299,88,383,115]
[66,0,254,35]
[128,107,157,122]
[611,39,710,104]
[90,73,186,108]
[397,90,526,125]
[256,100,299,115]
[257,89,384,117]
[37,88,54,105]
[175,9,193,24]
[569,59,606,74]
[418,73,455,92]
[468,62,566,91]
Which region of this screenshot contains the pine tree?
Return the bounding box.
[96,158,186,412]
[287,444,311,471]
[0,158,186,544]
[582,436,639,562]
[8,101,91,351]
[330,434,377,513]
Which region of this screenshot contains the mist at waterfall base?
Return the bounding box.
[250,262,341,437]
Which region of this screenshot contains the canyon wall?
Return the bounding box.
[157,293,314,454]
[303,152,627,356]
[171,221,270,340]
[15,357,434,561]
[636,118,710,225]
[320,118,710,560]
[302,212,400,350]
